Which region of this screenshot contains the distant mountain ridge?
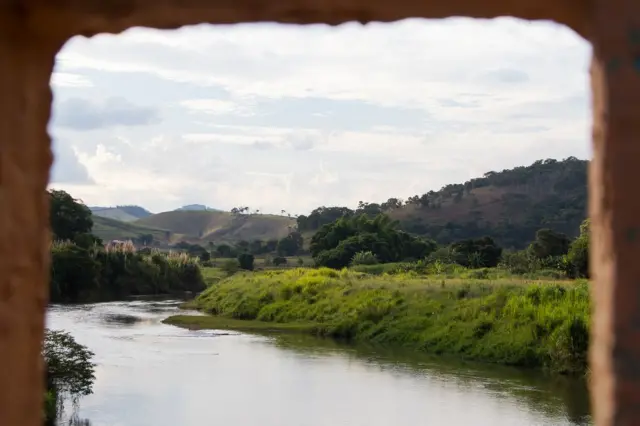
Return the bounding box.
[297,157,588,249]
[90,157,588,249]
[175,204,221,212]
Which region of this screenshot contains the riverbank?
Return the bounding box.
[49,300,592,426]
[164,267,590,374]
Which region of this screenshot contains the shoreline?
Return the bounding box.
[162,315,318,334]
[169,268,590,375]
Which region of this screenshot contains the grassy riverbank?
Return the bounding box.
[164,267,590,374]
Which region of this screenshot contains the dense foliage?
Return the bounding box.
[297,158,587,249]
[48,190,205,303]
[43,329,96,424]
[449,236,502,268]
[310,214,437,269]
[44,330,95,401]
[237,253,255,271]
[50,241,205,303]
[50,190,94,242]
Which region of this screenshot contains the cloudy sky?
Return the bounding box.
[48,17,592,215]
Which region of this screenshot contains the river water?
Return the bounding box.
[47,300,592,426]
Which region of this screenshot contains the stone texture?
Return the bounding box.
[0,0,637,426]
[589,1,640,425]
[20,0,589,38]
[0,19,65,426]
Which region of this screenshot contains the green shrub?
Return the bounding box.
[43,329,96,424]
[351,251,378,266]
[273,256,287,267]
[221,258,240,275]
[50,242,205,303]
[238,253,255,271]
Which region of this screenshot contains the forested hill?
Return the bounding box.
[297,157,587,249]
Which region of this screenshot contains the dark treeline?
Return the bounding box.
[49,190,205,304]
[172,231,304,261]
[307,210,589,279]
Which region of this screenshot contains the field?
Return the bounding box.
[165,267,590,375]
[92,216,170,242]
[135,211,295,244]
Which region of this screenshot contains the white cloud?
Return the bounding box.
[181,98,257,116]
[50,72,93,88]
[49,18,592,213]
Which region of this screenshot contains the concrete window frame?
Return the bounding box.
[0,1,638,425]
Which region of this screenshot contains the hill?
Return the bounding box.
[92,215,170,243]
[175,204,219,211]
[90,205,152,222]
[297,157,587,249]
[135,210,296,244]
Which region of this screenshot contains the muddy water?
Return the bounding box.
[47,300,591,426]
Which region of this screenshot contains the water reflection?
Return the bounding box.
[268,335,591,425]
[47,300,591,426]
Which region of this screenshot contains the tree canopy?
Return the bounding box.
[44,329,95,402]
[310,214,437,269]
[49,190,93,241]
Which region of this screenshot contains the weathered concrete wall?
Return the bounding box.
[589,1,640,424]
[0,18,65,426]
[2,0,638,425]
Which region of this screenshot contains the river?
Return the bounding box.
[47,300,592,426]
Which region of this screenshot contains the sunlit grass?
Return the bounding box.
[167,267,590,374]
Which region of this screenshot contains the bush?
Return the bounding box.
[44,329,95,401]
[350,251,378,266]
[237,253,255,271]
[44,329,96,423]
[50,242,205,303]
[221,258,240,275]
[273,256,288,267]
[566,220,589,278]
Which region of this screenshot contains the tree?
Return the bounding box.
[381,198,403,211]
[44,329,95,403]
[50,243,101,303]
[264,239,279,253]
[216,244,234,258]
[566,219,589,278]
[528,228,570,259]
[49,190,93,241]
[296,206,354,232]
[310,213,436,269]
[450,236,502,268]
[237,253,254,271]
[277,231,303,256]
[273,256,287,267]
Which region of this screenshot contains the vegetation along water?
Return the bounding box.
[46,158,593,424]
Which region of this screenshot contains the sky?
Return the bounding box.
[48,17,592,215]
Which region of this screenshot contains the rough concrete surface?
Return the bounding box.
[0,0,637,425]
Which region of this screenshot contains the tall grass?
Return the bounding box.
[184,268,590,374]
[50,241,205,303]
